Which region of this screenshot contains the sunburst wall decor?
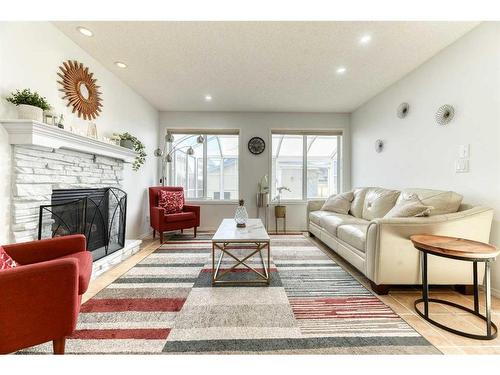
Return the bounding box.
[57,60,102,120]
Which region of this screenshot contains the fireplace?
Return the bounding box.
[38,187,127,261]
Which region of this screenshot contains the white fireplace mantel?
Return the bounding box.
[1,120,137,162]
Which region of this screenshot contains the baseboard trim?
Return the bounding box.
[492,287,500,299]
[137,230,152,240]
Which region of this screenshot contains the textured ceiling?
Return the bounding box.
[53,21,479,112]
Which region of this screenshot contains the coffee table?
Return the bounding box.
[411,234,499,340]
[211,218,271,285]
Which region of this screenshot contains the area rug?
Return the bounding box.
[21,234,439,354]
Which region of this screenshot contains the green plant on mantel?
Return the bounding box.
[6,89,51,110]
[118,132,147,171]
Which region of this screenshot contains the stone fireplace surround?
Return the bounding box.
[12,145,124,243]
[2,120,142,278]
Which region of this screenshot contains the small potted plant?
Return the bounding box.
[274,186,290,218]
[5,89,51,122]
[118,132,147,171]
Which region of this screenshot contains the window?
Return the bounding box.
[272,132,341,200]
[168,132,239,200]
[272,135,303,200]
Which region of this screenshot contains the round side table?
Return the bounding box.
[410,234,499,340]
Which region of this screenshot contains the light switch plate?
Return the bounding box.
[455,158,469,173]
[458,144,470,158]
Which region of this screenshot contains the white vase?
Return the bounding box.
[17,104,43,122]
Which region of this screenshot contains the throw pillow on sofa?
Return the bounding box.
[396,189,463,216]
[158,190,184,214]
[0,246,17,270]
[384,194,433,218]
[361,188,401,220]
[321,191,354,214]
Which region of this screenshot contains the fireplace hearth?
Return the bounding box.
[38,187,127,261]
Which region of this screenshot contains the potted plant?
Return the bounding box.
[118,132,147,171]
[273,186,290,218]
[5,89,51,122]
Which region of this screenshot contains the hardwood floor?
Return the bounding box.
[84,231,500,355]
[308,234,500,355]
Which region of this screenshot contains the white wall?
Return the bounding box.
[159,111,350,231]
[350,23,500,294]
[0,22,159,242]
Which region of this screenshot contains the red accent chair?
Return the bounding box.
[148,186,200,243]
[0,235,92,354]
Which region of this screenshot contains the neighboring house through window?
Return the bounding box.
[272,131,342,200]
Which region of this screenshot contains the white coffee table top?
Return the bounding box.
[212,218,270,242]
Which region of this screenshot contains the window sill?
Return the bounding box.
[186,200,239,205]
[270,200,308,205]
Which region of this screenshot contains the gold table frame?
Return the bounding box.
[211,240,271,285]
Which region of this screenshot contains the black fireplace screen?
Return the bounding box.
[38,187,127,261]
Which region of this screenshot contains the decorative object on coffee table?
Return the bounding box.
[248,136,265,155]
[5,89,51,122]
[234,199,248,228]
[211,218,271,285]
[58,60,102,120]
[118,132,146,171]
[411,234,499,340]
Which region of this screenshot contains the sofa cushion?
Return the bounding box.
[349,187,370,218]
[164,211,196,223]
[321,191,354,214]
[396,189,463,216]
[58,251,92,295]
[337,224,368,252]
[0,246,17,270]
[384,194,433,218]
[309,210,337,226]
[321,214,369,237]
[361,188,401,220]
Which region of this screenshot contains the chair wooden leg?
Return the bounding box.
[194,227,197,237]
[160,231,164,244]
[53,338,66,354]
[153,229,156,239]
[181,229,184,234]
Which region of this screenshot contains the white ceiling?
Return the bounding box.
[53,21,479,112]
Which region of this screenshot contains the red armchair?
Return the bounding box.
[148,186,200,243]
[0,235,92,354]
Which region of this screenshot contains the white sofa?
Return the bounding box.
[307,187,494,294]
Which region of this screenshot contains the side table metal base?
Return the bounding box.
[415,298,498,340]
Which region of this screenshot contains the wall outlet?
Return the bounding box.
[455,158,469,173]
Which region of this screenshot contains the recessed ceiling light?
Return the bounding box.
[77,26,93,37]
[359,34,372,45]
[204,94,212,102]
[115,61,127,69]
[336,67,347,75]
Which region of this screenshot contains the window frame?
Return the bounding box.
[270,131,342,202]
[166,130,240,202]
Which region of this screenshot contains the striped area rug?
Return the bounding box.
[21,234,439,354]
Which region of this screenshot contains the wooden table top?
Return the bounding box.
[410,234,499,260]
